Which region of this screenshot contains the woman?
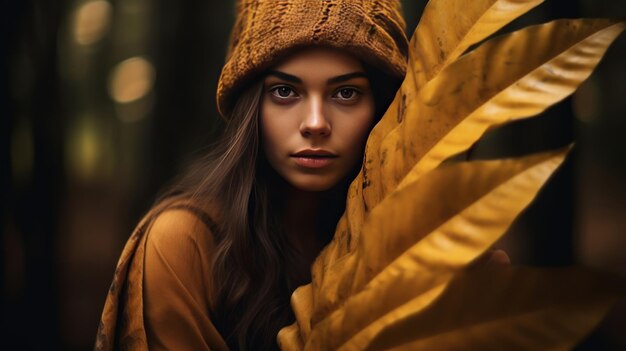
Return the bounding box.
[96,1,410,350]
[97,0,626,348]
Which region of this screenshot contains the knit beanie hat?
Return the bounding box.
[216,0,410,117]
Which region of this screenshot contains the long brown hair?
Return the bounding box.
[159,64,400,350]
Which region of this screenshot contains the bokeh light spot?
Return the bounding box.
[109,56,155,104]
[73,0,113,45]
[66,115,104,182]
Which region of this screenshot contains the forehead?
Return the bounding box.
[270,47,365,77]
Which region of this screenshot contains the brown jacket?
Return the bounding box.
[95,200,229,351]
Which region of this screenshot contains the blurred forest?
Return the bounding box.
[2,0,626,350]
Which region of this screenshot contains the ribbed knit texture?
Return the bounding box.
[217,0,409,117]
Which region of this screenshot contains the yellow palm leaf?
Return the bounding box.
[301,149,568,350]
[330,19,624,266]
[397,19,626,190]
[366,19,624,213]
[334,0,544,257]
[312,18,625,310]
[310,148,568,322]
[361,0,545,223]
[279,1,626,350]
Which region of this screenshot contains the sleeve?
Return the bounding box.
[142,209,229,351]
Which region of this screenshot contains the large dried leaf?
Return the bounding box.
[358,0,544,197]
[330,0,545,258]
[301,150,567,350]
[309,148,569,325]
[277,3,626,350]
[324,19,624,272]
[365,19,624,214]
[397,19,626,190]
[313,20,623,322]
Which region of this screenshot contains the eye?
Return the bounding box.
[270,86,297,99]
[333,87,361,102]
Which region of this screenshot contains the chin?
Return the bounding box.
[288,174,340,192]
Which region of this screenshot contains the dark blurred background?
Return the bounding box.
[2,0,626,350]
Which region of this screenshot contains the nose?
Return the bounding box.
[300,95,331,137]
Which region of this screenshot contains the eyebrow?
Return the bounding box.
[267,70,302,83]
[266,70,368,85]
[327,72,368,84]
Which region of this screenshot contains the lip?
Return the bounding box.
[292,149,338,157]
[291,149,338,169]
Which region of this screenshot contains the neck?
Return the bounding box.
[283,185,323,241]
[280,184,327,286]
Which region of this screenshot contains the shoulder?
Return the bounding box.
[146,198,221,254]
[142,198,221,305]
[149,207,216,247]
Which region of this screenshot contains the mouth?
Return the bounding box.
[292,149,338,158]
[291,149,338,168]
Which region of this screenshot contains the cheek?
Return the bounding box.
[261,112,277,161]
[337,106,375,161]
[260,103,291,162]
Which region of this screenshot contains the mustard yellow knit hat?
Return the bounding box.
[216,0,409,117]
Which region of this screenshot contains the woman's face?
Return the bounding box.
[261,48,376,192]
